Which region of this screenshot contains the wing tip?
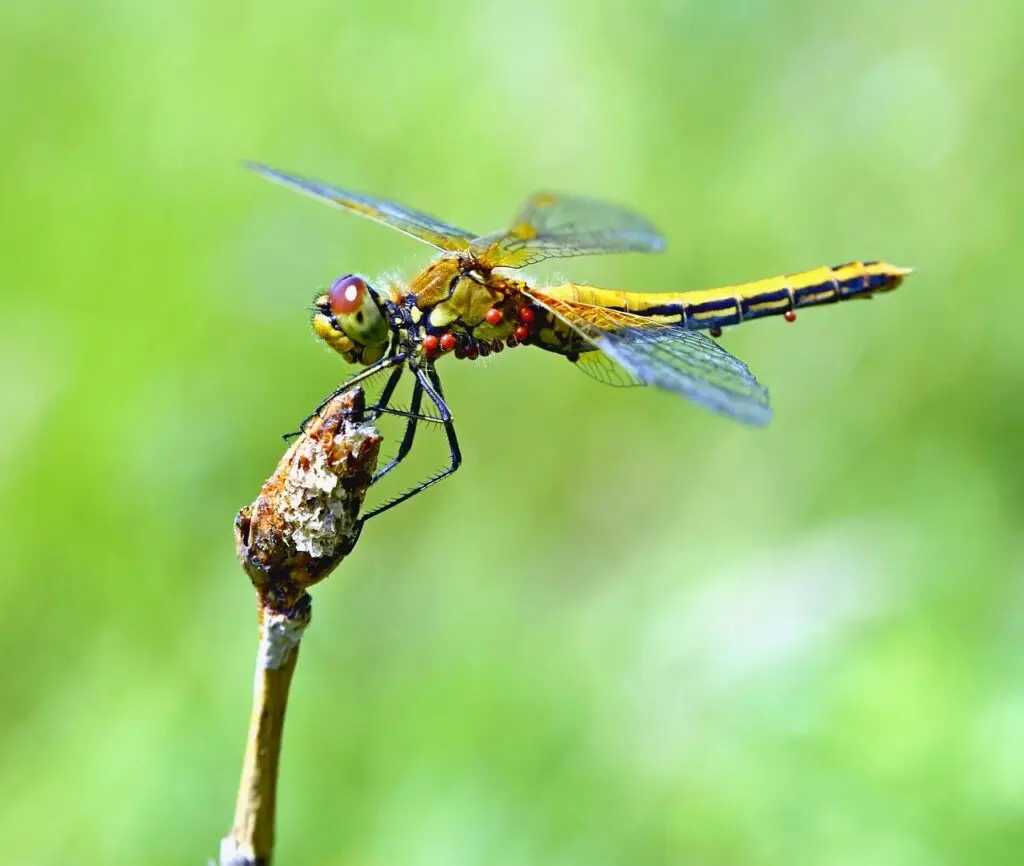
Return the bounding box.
[745,406,773,427]
[709,394,772,427]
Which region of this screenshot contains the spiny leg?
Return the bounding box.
[366,355,406,421]
[372,374,424,484]
[283,352,407,440]
[360,361,447,425]
[360,366,461,522]
[426,366,463,484]
[366,360,449,428]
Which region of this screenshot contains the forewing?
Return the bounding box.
[527,289,772,426]
[470,192,665,268]
[247,162,477,253]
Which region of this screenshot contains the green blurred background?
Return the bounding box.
[2,1,1022,863]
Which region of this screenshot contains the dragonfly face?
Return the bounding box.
[312,274,390,365]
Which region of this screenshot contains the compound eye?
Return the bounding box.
[329,275,366,315]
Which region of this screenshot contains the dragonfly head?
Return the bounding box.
[312,274,390,365]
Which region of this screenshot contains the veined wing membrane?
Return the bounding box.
[246,162,477,253]
[470,192,666,268]
[574,350,642,387]
[526,289,772,426]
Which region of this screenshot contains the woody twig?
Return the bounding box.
[219,388,381,866]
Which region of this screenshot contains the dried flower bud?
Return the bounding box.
[235,388,381,612]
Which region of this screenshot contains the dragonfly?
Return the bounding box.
[248,162,912,521]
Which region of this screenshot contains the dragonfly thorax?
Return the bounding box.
[312,274,390,366]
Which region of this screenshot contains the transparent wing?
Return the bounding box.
[247,162,477,253]
[574,351,642,388]
[470,192,666,268]
[527,289,772,426]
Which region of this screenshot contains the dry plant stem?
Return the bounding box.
[220,388,381,866]
[223,604,308,866]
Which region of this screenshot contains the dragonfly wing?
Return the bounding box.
[470,192,666,268]
[247,162,477,253]
[574,351,642,387]
[527,289,772,426]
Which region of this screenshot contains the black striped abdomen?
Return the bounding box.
[678,261,910,332]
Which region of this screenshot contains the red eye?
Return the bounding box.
[329,275,366,315]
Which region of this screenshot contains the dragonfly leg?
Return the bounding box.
[283,353,407,440]
[426,366,462,477]
[364,357,406,420]
[357,363,444,424]
[371,374,425,484]
[359,366,461,522]
[351,356,444,424]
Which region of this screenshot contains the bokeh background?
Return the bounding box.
[2,1,1022,863]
